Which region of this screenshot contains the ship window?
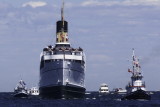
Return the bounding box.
[72,53,75,55]
[75,52,80,56]
[67,62,71,65]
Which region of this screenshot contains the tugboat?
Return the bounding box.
[121,49,151,100]
[99,83,109,94]
[14,79,28,98]
[39,1,86,99]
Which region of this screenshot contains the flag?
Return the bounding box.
[128,69,132,73]
[19,80,26,86]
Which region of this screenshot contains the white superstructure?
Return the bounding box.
[28,87,39,95]
[99,83,109,94]
[126,49,146,93]
[114,88,127,94]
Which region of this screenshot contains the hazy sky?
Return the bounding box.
[0,0,160,91]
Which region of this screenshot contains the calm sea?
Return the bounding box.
[0,91,160,107]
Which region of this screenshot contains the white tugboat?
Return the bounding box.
[122,49,151,100]
[14,79,28,98]
[99,83,109,94]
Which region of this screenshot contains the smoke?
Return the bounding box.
[141,45,160,65]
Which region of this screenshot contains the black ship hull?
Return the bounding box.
[14,93,28,98]
[39,85,85,99]
[121,89,151,100]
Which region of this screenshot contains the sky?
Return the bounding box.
[0,0,160,92]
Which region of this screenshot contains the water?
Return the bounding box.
[1,92,160,107]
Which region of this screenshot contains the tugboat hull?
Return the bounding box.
[121,89,151,100]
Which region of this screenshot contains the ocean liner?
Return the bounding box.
[39,1,86,99]
[121,49,150,100]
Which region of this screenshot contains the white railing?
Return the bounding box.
[44,55,83,60]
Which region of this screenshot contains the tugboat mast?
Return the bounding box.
[130,49,144,89]
[131,48,142,77]
[132,48,135,74]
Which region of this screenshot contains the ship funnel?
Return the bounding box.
[56,21,68,33]
[56,0,69,44]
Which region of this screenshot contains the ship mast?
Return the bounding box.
[132,48,135,74]
[61,0,65,27]
[130,49,144,87]
[132,48,141,75]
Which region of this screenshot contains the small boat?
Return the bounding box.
[28,87,39,95]
[121,49,151,100]
[99,83,109,94]
[114,88,127,94]
[14,79,28,98]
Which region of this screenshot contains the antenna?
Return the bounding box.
[132,48,135,58]
[132,48,135,73]
[61,0,65,27]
